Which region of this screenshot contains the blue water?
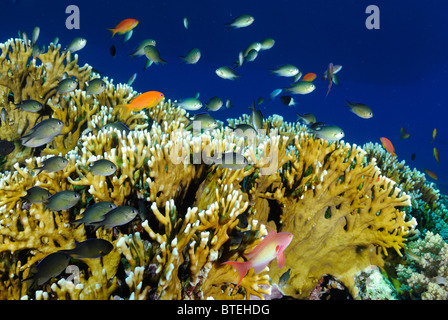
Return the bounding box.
[4,0,448,193]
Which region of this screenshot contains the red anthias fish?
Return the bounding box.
[326,62,334,97]
[116,91,164,115]
[222,225,293,289]
[108,19,139,38]
[322,64,342,98]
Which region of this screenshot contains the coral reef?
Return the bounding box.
[0,35,422,301]
[396,231,448,300]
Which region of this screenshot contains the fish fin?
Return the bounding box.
[71,219,83,229]
[107,29,117,38]
[116,104,131,115]
[33,166,44,175]
[345,99,352,106]
[253,263,269,274]
[221,260,250,288]
[245,225,277,260]
[277,250,285,269]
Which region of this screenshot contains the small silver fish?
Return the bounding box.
[144,45,167,66]
[270,88,283,100]
[234,51,244,68]
[31,44,43,58]
[225,14,255,30]
[310,124,345,141]
[175,97,203,111]
[229,124,257,139]
[245,49,258,62]
[259,38,275,50]
[127,73,137,86]
[21,118,64,147]
[21,186,52,204]
[285,81,316,95]
[21,31,29,44]
[249,103,263,131]
[216,66,240,81]
[31,26,40,46]
[180,48,201,64]
[34,155,69,175]
[278,268,291,288]
[243,42,261,57]
[123,30,133,42]
[89,159,117,176]
[129,39,156,59]
[1,107,7,125]
[86,78,106,95]
[296,112,316,125]
[72,201,117,228]
[25,251,70,288]
[186,113,218,131]
[345,100,373,119]
[270,64,299,77]
[183,17,189,30]
[65,37,87,53]
[100,122,130,133]
[91,206,138,229]
[225,99,234,109]
[205,96,224,111]
[57,78,78,94]
[46,190,80,211]
[14,99,43,112]
[215,152,249,170]
[62,239,114,259]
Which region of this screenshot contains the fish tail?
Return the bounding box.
[221,260,251,289]
[33,166,44,175]
[71,218,83,229]
[116,104,131,115]
[107,28,117,38]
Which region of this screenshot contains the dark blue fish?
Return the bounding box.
[62,239,114,259]
[0,140,15,156]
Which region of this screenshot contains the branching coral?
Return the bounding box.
[396,231,448,299]
[248,135,416,298]
[0,35,422,301]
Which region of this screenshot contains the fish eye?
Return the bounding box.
[110,165,115,169]
[74,193,79,198]
[58,121,63,125]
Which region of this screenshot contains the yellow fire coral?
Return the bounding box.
[0,35,418,301]
[249,134,416,298]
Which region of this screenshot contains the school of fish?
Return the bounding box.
[8,12,443,291]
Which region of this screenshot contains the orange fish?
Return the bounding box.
[116,91,164,115]
[302,72,317,82]
[108,19,139,38]
[380,137,396,156]
[222,225,293,289]
[434,147,440,163]
[425,169,438,180]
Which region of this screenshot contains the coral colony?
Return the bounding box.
[0,36,445,301]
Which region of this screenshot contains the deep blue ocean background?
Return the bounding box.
[3,0,448,193]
